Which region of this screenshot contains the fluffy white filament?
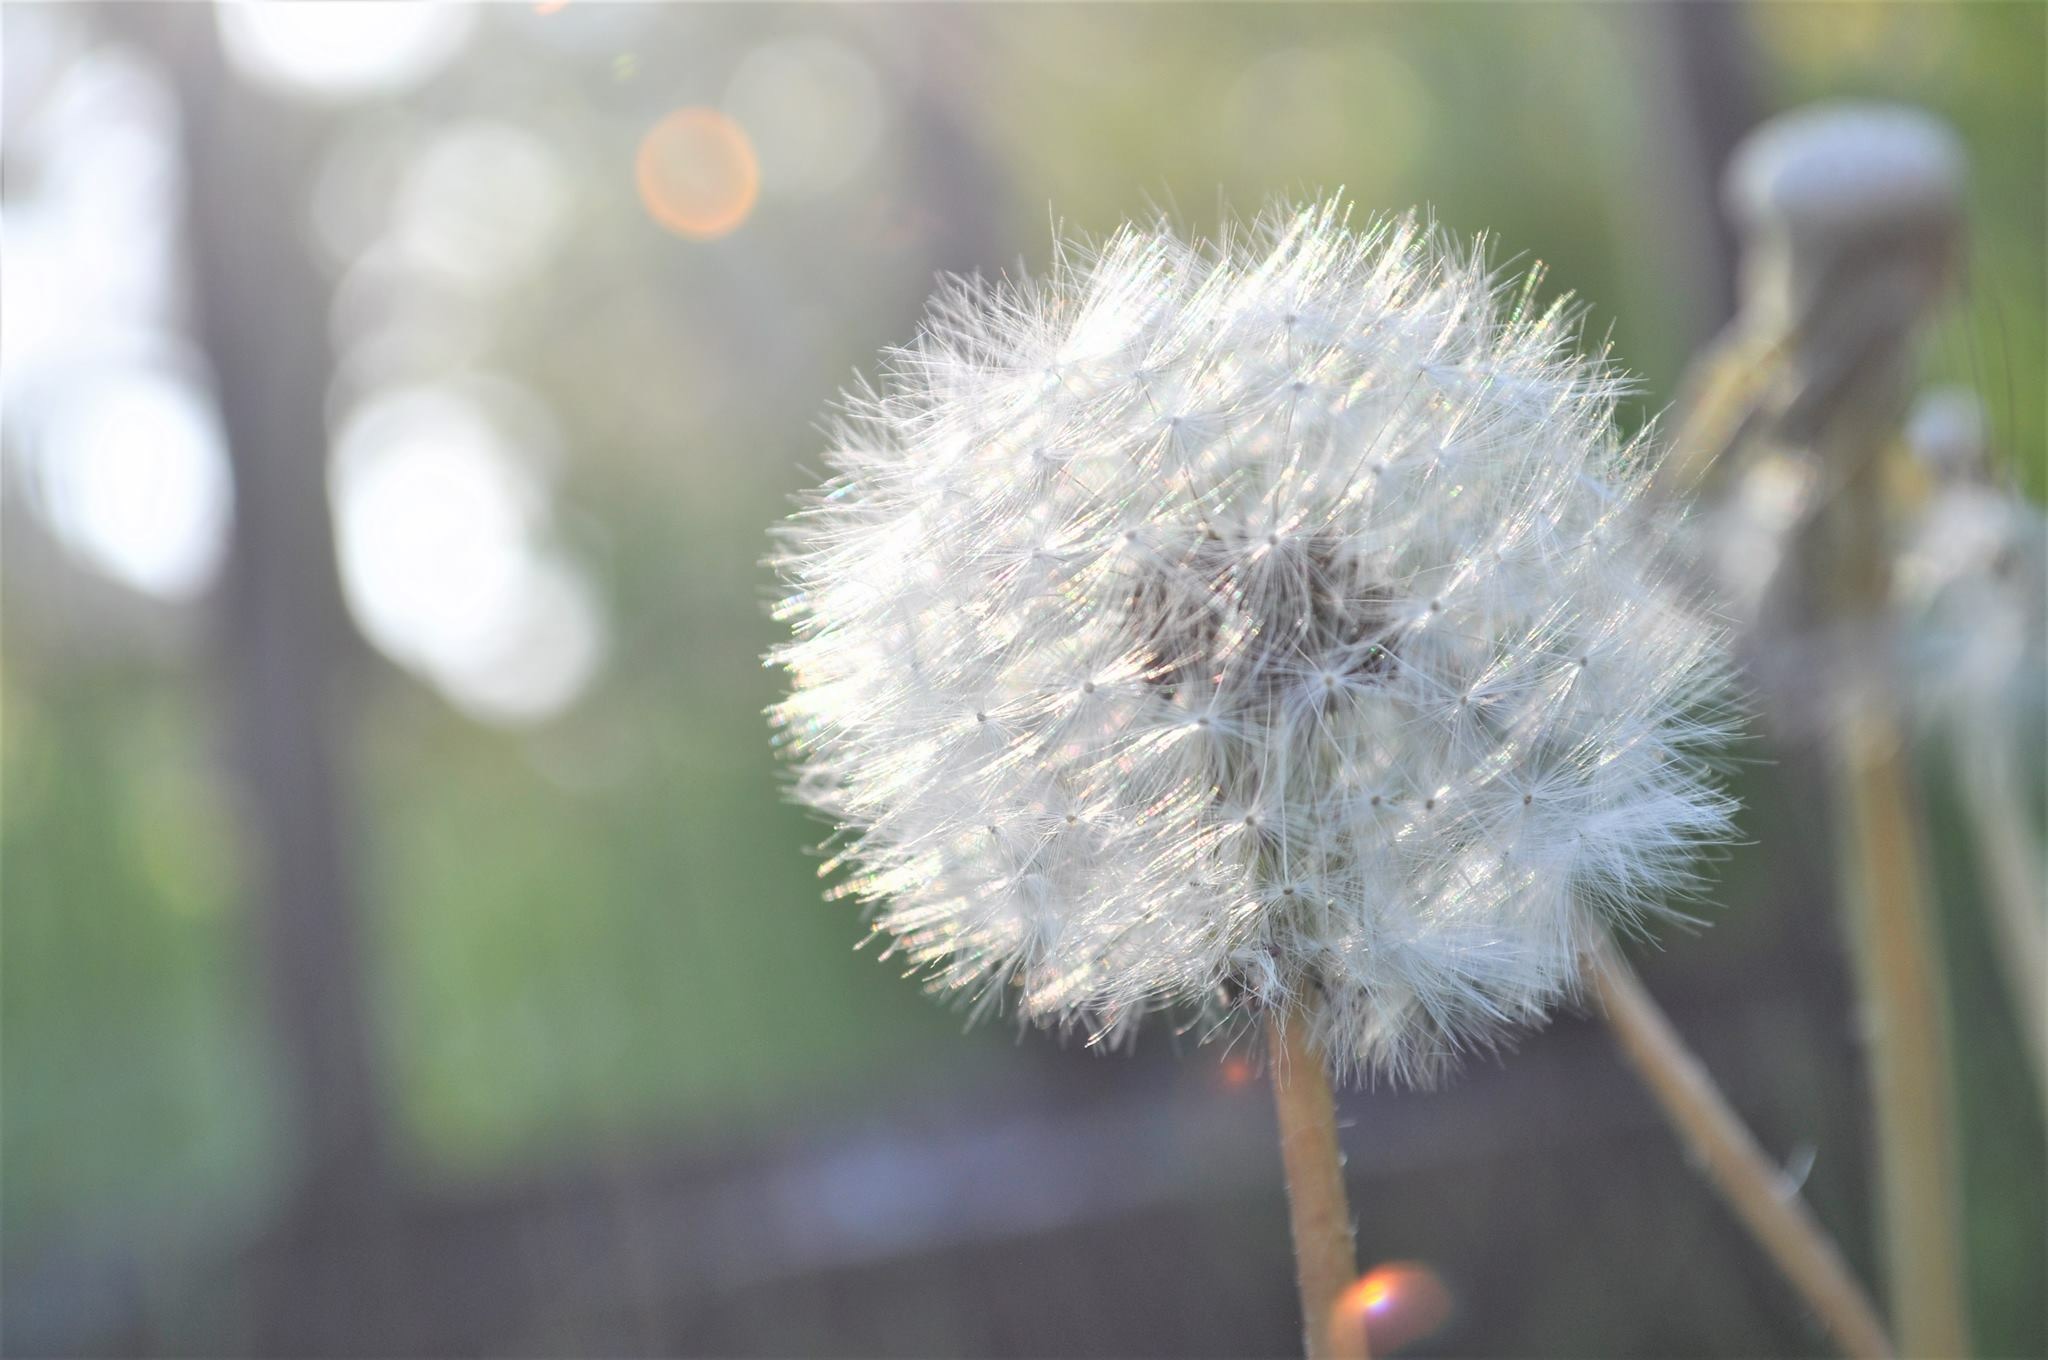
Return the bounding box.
[771,203,1736,1083]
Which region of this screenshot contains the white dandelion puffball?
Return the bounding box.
[770,203,1736,1083]
[1899,491,2047,753]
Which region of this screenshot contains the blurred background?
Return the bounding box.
[2,3,2042,1356]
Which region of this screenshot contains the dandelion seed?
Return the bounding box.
[769,201,1737,1083]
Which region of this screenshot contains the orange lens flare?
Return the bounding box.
[635,108,758,241]
[1330,1263,1452,1357]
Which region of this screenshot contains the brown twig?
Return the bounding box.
[1957,728,2048,1107]
[1832,716,1971,1356]
[1587,937,1895,1360]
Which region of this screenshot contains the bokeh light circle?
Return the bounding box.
[723,36,885,199]
[635,108,758,240]
[330,383,605,725]
[1330,1262,1453,1356]
[27,363,234,602]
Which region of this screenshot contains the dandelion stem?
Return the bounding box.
[1586,935,1895,1360]
[1956,728,2048,1108]
[1832,714,1971,1358]
[1267,1006,1361,1360]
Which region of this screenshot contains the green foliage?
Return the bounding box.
[1,680,280,1240]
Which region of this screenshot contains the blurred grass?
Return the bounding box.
[2,679,281,1241]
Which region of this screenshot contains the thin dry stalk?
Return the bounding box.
[1956,729,2048,1104]
[1834,713,1971,1357]
[1587,936,1895,1359]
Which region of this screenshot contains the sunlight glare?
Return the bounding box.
[331,385,604,724]
[216,2,475,101]
[27,366,234,601]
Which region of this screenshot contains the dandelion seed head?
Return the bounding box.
[1897,387,2046,734]
[770,202,1737,1083]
